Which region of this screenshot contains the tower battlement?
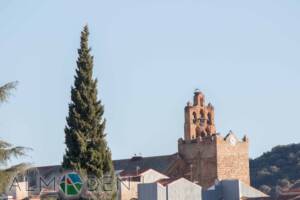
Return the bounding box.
[179,132,248,146]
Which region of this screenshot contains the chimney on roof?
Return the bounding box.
[136,166,140,176]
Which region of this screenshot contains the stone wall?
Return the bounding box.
[216,135,250,185]
[178,135,218,188]
[177,133,250,188]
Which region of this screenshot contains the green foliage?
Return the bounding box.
[0,140,27,165]
[0,82,30,193]
[0,82,17,102]
[62,25,114,180]
[251,143,300,191]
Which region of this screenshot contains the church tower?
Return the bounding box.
[184,89,216,140]
[178,90,250,188]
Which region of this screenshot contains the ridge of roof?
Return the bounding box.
[157,177,182,186]
[113,153,178,162]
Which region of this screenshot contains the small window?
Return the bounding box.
[192,112,197,124]
[200,110,205,119]
[207,112,212,125]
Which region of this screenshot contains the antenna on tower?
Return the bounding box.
[136,166,140,176]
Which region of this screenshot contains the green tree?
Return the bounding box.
[251,143,300,189]
[62,26,114,179]
[0,82,17,102]
[0,82,29,193]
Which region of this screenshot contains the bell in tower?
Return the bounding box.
[184,89,216,141]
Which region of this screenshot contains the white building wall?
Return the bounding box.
[157,184,166,200]
[119,180,139,200]
[141,169,169,183]
[11,181,28,200]
[167,178,202,200]
[239,181,268,199]
[119,169,168,200]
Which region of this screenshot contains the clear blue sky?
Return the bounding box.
[0,0,300,166]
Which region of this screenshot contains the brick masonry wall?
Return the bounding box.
[178,134,250,188]
[178,136,218,188]
[216,136,250,185]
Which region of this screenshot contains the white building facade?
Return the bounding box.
[138,177,202,200]
[117,169,168,200]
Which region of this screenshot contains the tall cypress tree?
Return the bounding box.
[62,26,113,179]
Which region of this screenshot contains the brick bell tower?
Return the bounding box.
[178,89,250,188]
[184,89,216,140]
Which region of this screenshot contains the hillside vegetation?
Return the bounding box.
[250,143,300,193]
